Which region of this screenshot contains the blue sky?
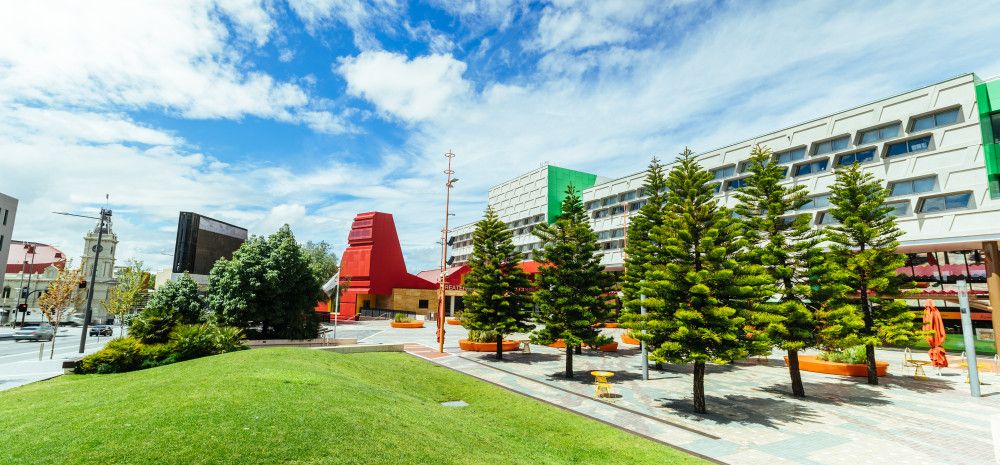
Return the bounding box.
[1,0,999,273]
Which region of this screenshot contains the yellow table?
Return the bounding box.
[591,371,614,398]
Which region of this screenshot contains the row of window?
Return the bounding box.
[592,200,647,219]
[809,190,973,226]
[586,189,644,210]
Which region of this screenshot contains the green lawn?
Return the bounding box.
[0,348,705,465]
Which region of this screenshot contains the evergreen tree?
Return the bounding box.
[146,272,206,324]
[532,185,611,378]
[826,164,917,384]
[733,145,845,398]
[621,158,669,333]
[208,225,320,339]
[462,207,534,360]
[638,148,771,414]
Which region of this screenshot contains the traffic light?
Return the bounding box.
[20,287,28,299]
[79,279,87,289]
[16,303,27,313]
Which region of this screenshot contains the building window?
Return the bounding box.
[918,192,973,213]
[800,194,830,210]
[885,201,909,217]
[737,160,753,173]
[836,149,876,166]
[885,136,932,158]
[859,124,900,144]
[725,177,748,190]
[816,211,838,225]
[418,300,429,309]
[889,176,935,197]
[992,113,1000,144]
[911,108,960,131]
[774,147,806,164]
[2,209,6,226]
[793,159,829,176]
[1,287,9,299]
[711,165,735,180]
[812,136,849,156]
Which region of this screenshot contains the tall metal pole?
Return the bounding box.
[640,294,648,381]
[79,209,110,353]
[438,150,455,353]
[957,280,981,397]
[333,281,340,340]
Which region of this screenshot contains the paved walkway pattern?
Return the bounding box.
[347,320,1000,465]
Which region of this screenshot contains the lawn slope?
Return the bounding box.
[0,348,705,464]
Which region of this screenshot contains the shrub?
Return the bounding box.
[76,338,144,374]
[214,326,248,353]
[818,345,867,364]
[129,314,177,344]
[170,324,248,362]
[393,313,414,323]
[139,343,176,369]
[467,330,499,343]
[589,334,614,348]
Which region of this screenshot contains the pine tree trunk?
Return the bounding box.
[496,337,503,360]
[859,284,878,385]
[788,349,804,397]
[565,345,574,378]
[693,361,706,414]
[575,345,582,355]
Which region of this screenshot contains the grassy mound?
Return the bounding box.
[0,348,704,464]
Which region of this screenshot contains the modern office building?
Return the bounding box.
[448,72,1000,344]
[0,193,17,320]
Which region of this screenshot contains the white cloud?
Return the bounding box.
[0,1,343,130]
[287,0,402,50]
[337,51,471,122]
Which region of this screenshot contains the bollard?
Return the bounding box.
[39,342,44,361]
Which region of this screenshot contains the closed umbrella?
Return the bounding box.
[922,299,948,368]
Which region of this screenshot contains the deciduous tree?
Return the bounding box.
[146,272,205,324]
[38,263,83,358]
[104,259,151,336]
[461,207,533,359]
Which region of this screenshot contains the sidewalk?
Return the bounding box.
[365,321,999,465]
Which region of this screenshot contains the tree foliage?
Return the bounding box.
[38,263,84,358]
[461,207,534,359]
[621,157,669,328]
[302,240,339,294]
[635,148,771,413]
[146,272,206,324]
[208,225,320,339]
[733,145,856,397]
[531,185,611,378]
[826,163,918,384]
[104,259,151,334]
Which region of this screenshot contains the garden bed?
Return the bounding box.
[546,340,618,352]
[446,318,463,326]
[786,355,888,377]
[390,321,424,329]
[593,322,619,328]
[620,333,640,345]
[458,339,521,352]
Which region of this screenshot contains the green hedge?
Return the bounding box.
[76,324,247,374]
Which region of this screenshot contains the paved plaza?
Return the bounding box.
[338,319,1000,465]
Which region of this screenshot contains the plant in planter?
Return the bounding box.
[587,334,618,352]
[789,345,889,377]
[447,312,463,325]
[390,313,423,328]
[459,330,520,352]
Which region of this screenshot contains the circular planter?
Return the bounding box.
[596,342,618,352]
[592,322,619,329]
[620,333,640,345]
[786,355,889,377]
[446,318,463,326]
[547,339,566,349]
[459,339,521,352]
[390,321,424,329]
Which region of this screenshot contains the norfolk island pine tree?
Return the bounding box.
[826,163,919,385]
[532,185,612,378]
[637,148,771,414]
[461,207,534,360]
[733,145,856,397]
[620,158,669,340]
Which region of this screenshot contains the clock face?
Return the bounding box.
[91,245,104,253]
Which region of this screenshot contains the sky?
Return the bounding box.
[1,0,999,273]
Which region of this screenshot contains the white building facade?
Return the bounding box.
[0,193,17,311]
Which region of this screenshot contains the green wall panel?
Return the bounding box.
[976,80,1000,198]
[546,166,597,223]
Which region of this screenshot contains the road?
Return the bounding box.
[0,325,117,390]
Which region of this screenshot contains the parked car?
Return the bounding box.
[13,325,55,342]
[89,325,113,337]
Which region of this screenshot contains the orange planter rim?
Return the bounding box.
[390,321,424,328]
[459,339,521,352]
[788,355,889,377]
[620,333,640,345]
[446,318,463,325]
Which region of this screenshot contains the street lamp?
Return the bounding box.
[54,208,112,353]
[438,150,457,354]
[19,243,37,326]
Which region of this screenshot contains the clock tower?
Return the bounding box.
[80,217,118,322]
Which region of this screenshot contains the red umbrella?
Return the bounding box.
[922,299,948,368]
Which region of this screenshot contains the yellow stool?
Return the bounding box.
[591,371,615,398]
